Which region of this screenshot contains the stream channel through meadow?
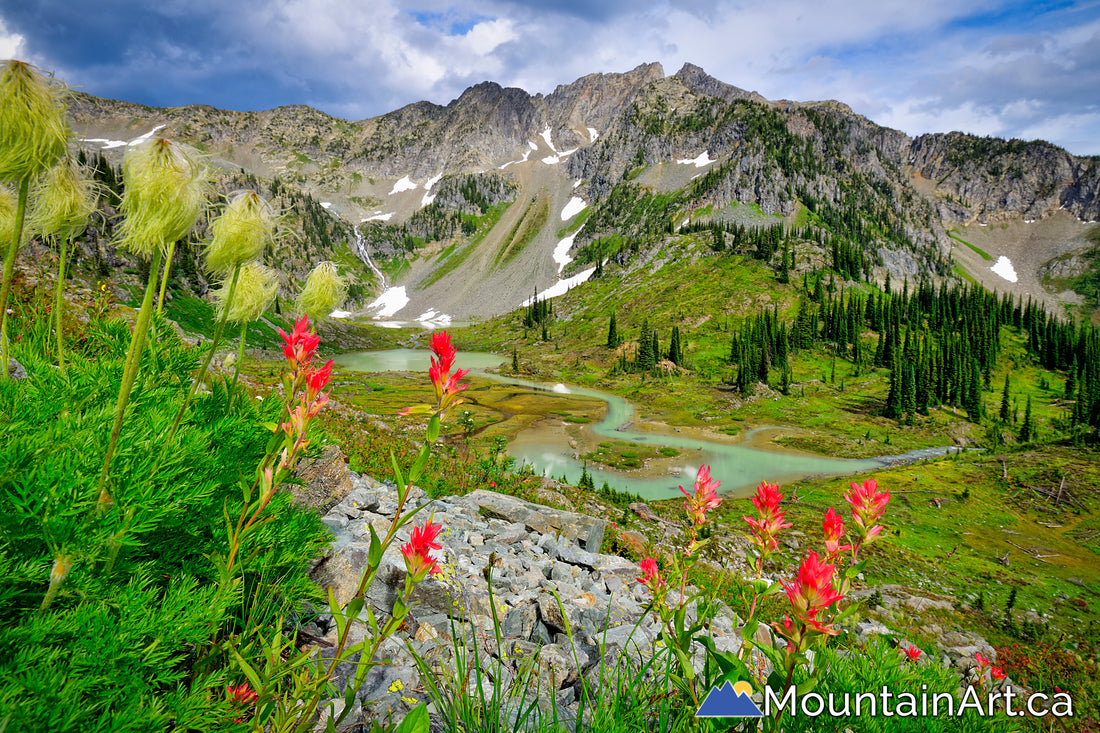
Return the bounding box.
[336,349,956,501]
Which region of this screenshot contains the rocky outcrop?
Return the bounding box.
[306,472,744,728]
[302,471,1020,731]
[908,133,1100,224]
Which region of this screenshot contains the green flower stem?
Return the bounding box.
[54,236,68,374]
[290,455,424,732]
[0,176,30,380]
[160,263,241,455]
[232,321,246,388]
[97,246,164,508]
[156,239,175,315]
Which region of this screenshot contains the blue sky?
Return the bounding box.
[2,0,1098,155]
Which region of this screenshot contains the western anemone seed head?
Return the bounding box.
[115,137,210,258]
[26,157,99,243]
[0,185,15,244]
[295,261,346,320]
[0,60,70,182]
[205,190,278,275]
[215,261,278,323]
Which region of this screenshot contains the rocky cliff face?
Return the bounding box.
[908,133,1100,224]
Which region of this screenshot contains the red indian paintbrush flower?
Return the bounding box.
[636,556,667,602]
[402,330,470,419]
[228,682,258,722]
[304,359,334,416]
[773,551,846,650]
[680,464,722,528]
[902,644,922,661]
[743,481,792,568]
[782,551,845,621]
[278,315,320,370]
[637,556,663,588]
[844,478,890,546]
[430,331,457,372]
[401,516,443,581]
[429,330,468,405]
[822,507,851,558]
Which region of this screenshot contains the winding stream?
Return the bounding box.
[335,349,955,500]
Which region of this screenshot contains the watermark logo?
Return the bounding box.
[696,682,1074,720]
[696,681,764,718]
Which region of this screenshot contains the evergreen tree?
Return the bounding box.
[999,374,1011,423]
[902,364,917,423]
[607,313,620,349]
[812,276,825,302]
[668,325,683,365]
[637,319,654,371]
[965,359,983,423]
[512,348,519,373]
[1019,395,1034,443]
[1065,359,1077,401]
[884,360,902,419]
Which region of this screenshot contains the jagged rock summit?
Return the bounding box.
[66,61,1100,322]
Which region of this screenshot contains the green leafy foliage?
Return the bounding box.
[0,307,330,731]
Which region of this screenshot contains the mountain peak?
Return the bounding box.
[673,62,765,104]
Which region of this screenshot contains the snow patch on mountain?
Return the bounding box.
[85,124,167,150]
[991,256,1018,283]
[367,286,410,318]
[677,151,716,168]
[499,150,532,169]
[560,197,587,221]
[539,127,556,152]
[552,233,578,274]
[421,172,444,206]
[416,310,453,327]
[521,266,597,306]
[389,176,417,195]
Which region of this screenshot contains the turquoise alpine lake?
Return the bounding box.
[335,349,951,500]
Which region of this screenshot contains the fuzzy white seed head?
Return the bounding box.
[295,261,346,320]
[27,157,100,243]
[0,185,15,245]
[0,60,70,182]
[115,137,211,258]
[205,190,278,275]
[216,261,279,324]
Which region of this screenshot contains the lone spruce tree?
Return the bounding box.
[607,313,620,348]
[1019,395,1034,443]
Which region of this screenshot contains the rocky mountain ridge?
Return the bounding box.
[65,62,1100,321]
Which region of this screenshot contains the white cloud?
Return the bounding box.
[0,17,27,59]
[463,18,517,55]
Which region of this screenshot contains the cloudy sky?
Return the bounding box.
[2,0,1098,155]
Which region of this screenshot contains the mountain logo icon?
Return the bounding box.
[695,680,764,718]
